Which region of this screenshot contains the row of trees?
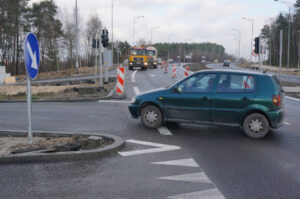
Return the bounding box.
[0,0,228,76]
[153,42,227,62]
[260,0,300,67]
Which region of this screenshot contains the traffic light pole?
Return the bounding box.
[104,49,109,84]
[99,22,103,88]
[258,36,261,71]
[94,34,98,84]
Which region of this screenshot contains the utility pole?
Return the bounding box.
[279,30,283,83]
[111,0,114,66]
[75,0,79,73]
[298,31,300,69]
[132,16,144,46]
[168,34,175,61]
[242,18,254,63]
[232,28,241,62]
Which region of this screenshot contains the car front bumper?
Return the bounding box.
[128,104,140,119]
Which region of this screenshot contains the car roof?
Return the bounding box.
[195,69,271,77]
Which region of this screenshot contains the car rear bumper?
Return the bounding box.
[128,104,140,119]
[266,108,285,129]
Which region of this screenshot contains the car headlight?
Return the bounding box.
[130,97,136,104]
[144,62,148,66]
[129,62,133,65]
[154,62,157,64]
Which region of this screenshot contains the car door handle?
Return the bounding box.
[202,96,209,100]
[241,97,249,101]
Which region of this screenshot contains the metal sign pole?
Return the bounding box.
[95,37,98,84]
[26,75,32,144]
[105,49,109,84]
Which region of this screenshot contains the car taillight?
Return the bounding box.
[272,95,281,106]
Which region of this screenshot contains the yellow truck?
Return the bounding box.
[128,46,148,70]
[146,46,158,69]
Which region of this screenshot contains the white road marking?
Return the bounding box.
[167,188,226,199]
[151,158,199,167]
[131,70,137,82]
[133,86,140,95]
[98,100,130,103]
[285,96,300,102]
[118,139,181,157]
[157,126,173,136]
[284,121,290,125]
[158,172,211,183]
[150,73,155,77]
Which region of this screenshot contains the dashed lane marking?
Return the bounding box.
[131,70,137,82]
[285,96,300,102]
[151,158,199,167]
[158,172,212,184]
[98,100,130,103]
[157,126,173,136]
[150,73,155,77]
[118,139,181,157]
[284,121,290,125]
[167,188,226,199]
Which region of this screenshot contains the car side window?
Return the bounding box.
[178,74,216,93]
[217,74,255,93]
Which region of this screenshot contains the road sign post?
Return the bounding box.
[24,33,40,144]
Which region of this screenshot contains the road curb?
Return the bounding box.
[0,130,125,164]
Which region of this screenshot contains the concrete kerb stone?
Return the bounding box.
[0,130,125,164]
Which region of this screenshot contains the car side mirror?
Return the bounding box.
[172,86,182,93]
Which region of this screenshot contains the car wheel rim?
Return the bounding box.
[144,111,158,124]
[248,119,263,133]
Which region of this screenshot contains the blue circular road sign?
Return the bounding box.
[24,33,40,80]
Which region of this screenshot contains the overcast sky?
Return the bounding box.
[30,0,296,59]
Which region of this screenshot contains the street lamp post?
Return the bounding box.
[242,18,254,63]
[111,0,114,65]
[75,0,79,73]
[232,28,241,62]
[274,0,291,68]
[132,15,144,46]
[168,34,175,61]
[184,38,191,63]
[150,26,159,45]
[298,31,300,69]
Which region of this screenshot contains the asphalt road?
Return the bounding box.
[1,63,300,199]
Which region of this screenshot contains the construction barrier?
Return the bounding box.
[172,64,176,78]
[116,66,125,94]
[164,62,168,73]
[185,66,190,77]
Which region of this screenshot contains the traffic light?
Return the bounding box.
[101,28,109,48]
[254,37,260,54]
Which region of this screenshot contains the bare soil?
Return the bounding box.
[0,81,115,101]
[186,63,209,72]
[15,65,119,82]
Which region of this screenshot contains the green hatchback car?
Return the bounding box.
[129,69,285,139]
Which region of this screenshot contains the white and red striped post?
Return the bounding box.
[172,64,176,78]
[116,66,125,95]
[185,66,190,77]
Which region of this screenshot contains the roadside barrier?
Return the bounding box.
[116,66,125,94]
[185,66,190,77]
[172,64,176,78]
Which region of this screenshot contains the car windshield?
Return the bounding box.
[131,49,146,56]
[147,50,156,56]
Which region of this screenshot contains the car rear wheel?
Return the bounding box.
[243,113,270,139]
[140,105,162,128]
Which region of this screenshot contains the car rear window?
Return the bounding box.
[272,76,283,93]
[217,74,256,93]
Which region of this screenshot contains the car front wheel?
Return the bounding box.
[140,105,163,128]
[243,113,270,139]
